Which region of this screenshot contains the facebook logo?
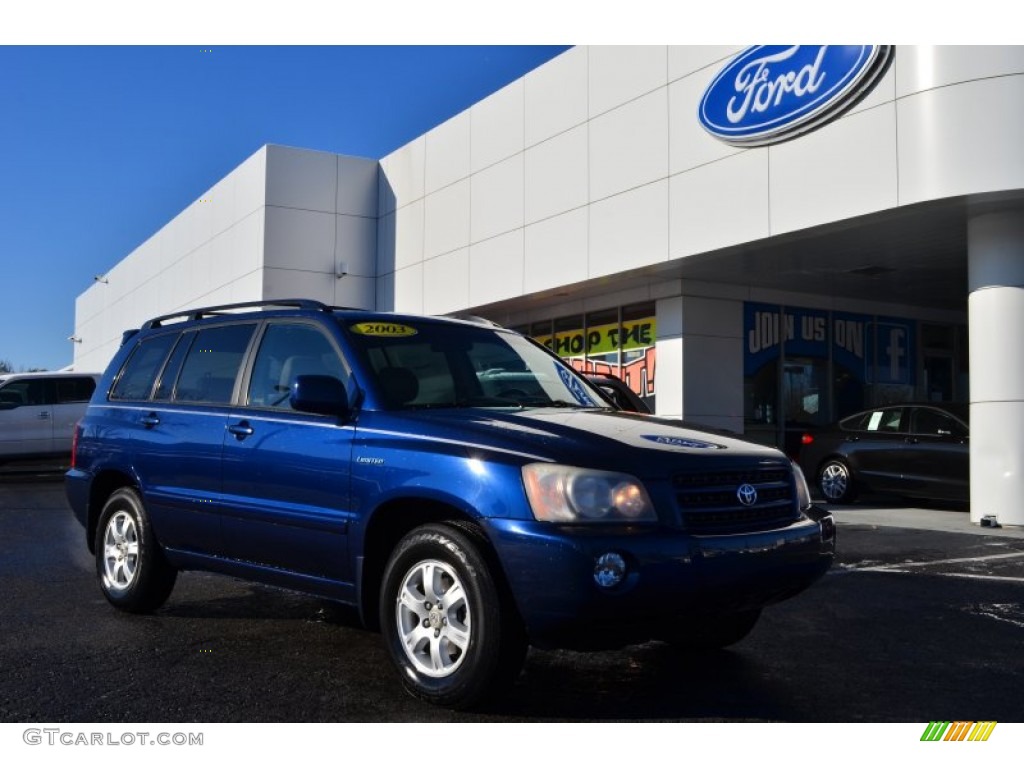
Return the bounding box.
[871,321,914,385]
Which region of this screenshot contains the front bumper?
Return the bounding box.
[484,510,835,649]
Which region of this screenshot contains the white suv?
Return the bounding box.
[0,372,100,463]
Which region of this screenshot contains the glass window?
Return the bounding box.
[174,324,256,404]
[247,323,347,410]
[0,378,47,407]
[912,408,966,438]
[110,333,179,401]
[863,407,905,432]
[153,332,195,401]
[55,377,96,403]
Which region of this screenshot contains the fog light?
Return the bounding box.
[593,552,627,588]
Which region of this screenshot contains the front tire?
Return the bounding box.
[94,487,177,613]
[818,458,857,504]
[379,523,526,709]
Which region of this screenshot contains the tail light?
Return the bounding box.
[801,433,814,446]
[70,421,81,469]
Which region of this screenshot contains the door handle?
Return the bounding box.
[228,421,254,439]
[38,411,51,420]
[904,436,919,444]
[140,413,160,428]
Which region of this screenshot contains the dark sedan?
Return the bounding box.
[798,403,969,504]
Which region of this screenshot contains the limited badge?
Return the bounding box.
[641,435,725,450]
[350,322,418,337]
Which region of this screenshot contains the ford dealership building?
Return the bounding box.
[72,46,1024,525]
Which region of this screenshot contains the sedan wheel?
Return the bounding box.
[819,459,856,503]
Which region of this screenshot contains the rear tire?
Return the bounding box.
[379,523,526,709]
[94,488,177,613]
[818,458,857,504]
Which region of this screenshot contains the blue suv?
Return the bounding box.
[66,299,834,708]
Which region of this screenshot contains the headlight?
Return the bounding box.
[791,461,813,511]
[522,464,657,523]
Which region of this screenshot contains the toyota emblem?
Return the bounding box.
[736,483,758,506]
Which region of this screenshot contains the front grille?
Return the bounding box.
[673,464,800,534]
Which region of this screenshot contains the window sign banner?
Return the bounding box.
[868,318,916,385]
[547,319,654,358]
[535,316,656,401]
[745,303,916,383]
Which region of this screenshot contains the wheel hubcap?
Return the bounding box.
[821,464,848,500]
[395,559,470,678]
[102,511,139,590]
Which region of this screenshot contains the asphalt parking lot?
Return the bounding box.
[2,467,1023,723]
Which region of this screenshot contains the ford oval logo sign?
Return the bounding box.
[699,45,892,146]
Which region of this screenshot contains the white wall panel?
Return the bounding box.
[525,46,587,147]
[232,209,264,277]
[682,335,743,422]
[423,249,470,315]
[209,175,234,239]
[380,137,425,214]
[771,105,897,234]
[393,263,424,314]
[335,215,377,278]
[668,46,742,82]
[262,267,334,305]
[589,90,668,202]
[334,275,375,309]
[670,150,769,258]
[336,156,379,217]
[376,271,395,312]
[471,80,524,173]
[668,72,746,175]
[589,45,667,117]
[469,231,524,307]
[470,155,524,243]
[425,112,471,194]
[524,208,588,294]
[393,198,424,271]
[898,76,1024,204]
[265,145,337,213]
[423,179,470,260]
[233,146,267,221]
[589,181,668,278]
[525,124,588,225]
[376,211,396,276]
[895,46,1024,98]
[681,296,742,338]
[264,206,334,272]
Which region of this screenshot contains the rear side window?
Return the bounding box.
[111,334,179,401]
[55,377,96,403]
[174,324,256,404]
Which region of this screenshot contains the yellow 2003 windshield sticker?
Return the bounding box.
[351,322,418,337]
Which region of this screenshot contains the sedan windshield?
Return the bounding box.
[342,319,607,410]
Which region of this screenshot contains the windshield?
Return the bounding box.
[342,319,607,410]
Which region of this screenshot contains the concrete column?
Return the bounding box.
[968,208,1024,526]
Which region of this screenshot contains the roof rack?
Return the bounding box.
[444,313,504,328]
[142,298,332,330]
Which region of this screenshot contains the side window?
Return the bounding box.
[110,334,179,401]
[0,379,47,407]
[863,407,905,433]
[247,323,347,410]
[174,324,256,404]
[55,377,97,404]
[153,332,195,401]
[912,408,965,437]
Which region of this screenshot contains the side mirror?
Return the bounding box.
[290,375,351,419]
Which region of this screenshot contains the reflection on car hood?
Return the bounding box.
[360,408,785,478]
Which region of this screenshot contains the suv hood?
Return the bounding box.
[362,407,786,479]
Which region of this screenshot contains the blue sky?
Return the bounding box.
[0,45,570,372]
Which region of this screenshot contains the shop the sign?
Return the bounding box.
[699,45,892,146]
